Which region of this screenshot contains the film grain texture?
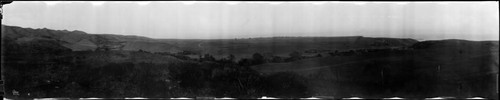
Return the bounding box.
[1,1,498,99]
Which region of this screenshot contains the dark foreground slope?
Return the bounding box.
[1,25,317,98]
[252,39,499,98]
[2,37,321,98]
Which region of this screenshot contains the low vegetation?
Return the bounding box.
[2,25,498,99]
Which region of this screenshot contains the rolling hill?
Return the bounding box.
[251,39,499,98]
[2,25,420,60]
[2,25,498,99]
[2,25,182,52]
[160,36,418,59]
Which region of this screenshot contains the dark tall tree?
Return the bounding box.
[252,53,265,65]
[238,58,253,66]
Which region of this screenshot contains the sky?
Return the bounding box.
[2,1,499,40]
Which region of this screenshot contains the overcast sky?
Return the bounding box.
[3,1,499,40]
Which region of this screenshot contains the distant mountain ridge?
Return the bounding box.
[5,25,496,59]
[2,25,181,52]
[2,25,419,54]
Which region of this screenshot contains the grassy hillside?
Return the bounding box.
[2,25,497,99]
[1,26,313,98]
[3,25,418,60]
[2,25,175,51]
[252,40,499,98]
[160,37,418,59]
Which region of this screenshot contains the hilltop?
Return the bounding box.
[252,38,498,98]
[2,25,181,52]
[2,25,419,59]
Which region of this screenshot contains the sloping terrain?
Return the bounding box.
[3,25,419,60]
[2,25,497,99]
[160,37,418,59]
[2,25,180,52]
[252,40,499,98]
[1,32,196,98]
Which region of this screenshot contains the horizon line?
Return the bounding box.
[2,24,499,42]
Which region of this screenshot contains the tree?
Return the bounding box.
[289,51,302,61]
[202,54,216,62]
[271,56,284,63]
[252,53,265,65]
[238,58,253,66]
[227,54,236,62]
[262,52,274,62]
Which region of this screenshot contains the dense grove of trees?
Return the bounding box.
[154,48,413,68]
[326,48,412,57]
